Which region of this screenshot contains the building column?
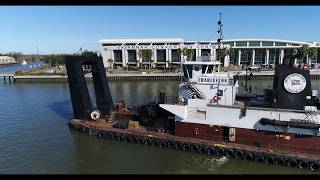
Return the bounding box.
[251,49,255,65]
[212,48,216,61]
[136,49,141,68]
[196,48,200,61]
[111,50,114,60]
[224,55,230,67]
[166,48,169,68]
[210,44,214,61]
[122,50,127,67]
[265,49,269,65]
[168,49,172,64]
[280,49,284,64]
[237,49,241,66]
[153,49,157,63]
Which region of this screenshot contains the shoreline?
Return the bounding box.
[3,70,320,82]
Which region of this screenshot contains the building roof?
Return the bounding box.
[99,38,320,47]
[99,38,184,44]
[0,56,15,60]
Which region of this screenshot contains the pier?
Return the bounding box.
[0,73,15,82]
[4,73,182,82]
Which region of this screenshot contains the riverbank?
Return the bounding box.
[8,73,181,82]
[3,69,320,82]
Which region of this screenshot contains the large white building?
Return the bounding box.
[0,56,16,65]
[99,38,320,68]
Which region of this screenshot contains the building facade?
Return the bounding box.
[99,38,320,68]
[0,56,16,65]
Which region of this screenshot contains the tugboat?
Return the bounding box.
[159,52,320,157]
[65,53,320,171]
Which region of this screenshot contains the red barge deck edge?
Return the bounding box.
[69,115,320,171]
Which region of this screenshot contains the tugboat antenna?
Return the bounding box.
[217,12,223,49]
[217,12,224,69]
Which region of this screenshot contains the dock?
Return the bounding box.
[3,70,320,82]
[0,73,181,82]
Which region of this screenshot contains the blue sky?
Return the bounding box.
[0,6,320,54]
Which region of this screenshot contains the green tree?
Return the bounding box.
[296,44,311,63]
[81,50,98,57]
[138,49,153,69]
[217,47,236,62]
[308,47,317,61]
[176,48,185,58]
[107,59,114,70]
[43,55,65,65]
[185,49,195,61]
[150,59,155,69]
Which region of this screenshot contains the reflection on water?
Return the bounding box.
[0,61,44,74]
[0,80,318,174]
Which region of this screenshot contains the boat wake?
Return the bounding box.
[188,155,228,171]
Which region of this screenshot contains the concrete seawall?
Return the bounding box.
[11,73,182,82]
[3,70,320,82]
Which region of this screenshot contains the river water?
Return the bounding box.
[0,78,319,174]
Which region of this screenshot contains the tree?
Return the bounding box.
[296,44,310,64]
[81,50,98,57]
[150,59,155,69]
[217,47,236,62]
[308,47,317,62]
[43,55,65,65]
[176,48,185,59]
[107,59,114,71]
[138,49,153,68]
[185,49,195,61]
[11,52,24,62]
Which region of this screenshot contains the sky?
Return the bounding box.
[0,6,320,55]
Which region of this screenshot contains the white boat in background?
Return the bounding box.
[21,60,27,65]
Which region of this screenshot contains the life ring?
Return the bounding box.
[213,95,220,101]
[234,150,244,159]
[193,128,200,136]
[207,147,215,155]
[287,158,298,168]
[298,159,310,169]
[158,128,165,133]
[309,161,320,171]
[264,155,275,165]
[90,110,101,120]
[215,147,225,156]
[225,149,235,158]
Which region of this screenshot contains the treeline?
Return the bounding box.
[43,51,98,65]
